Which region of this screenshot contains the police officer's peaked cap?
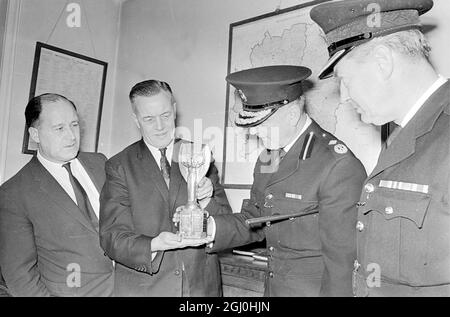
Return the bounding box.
[226,65,312,128]
[310,0,434,79]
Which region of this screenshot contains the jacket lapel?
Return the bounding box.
[30,157,98,234]
[370,81,450,178]
[77,156,102,192]
[137,140,170,202]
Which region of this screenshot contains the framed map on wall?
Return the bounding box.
[22,42,107,155]
[221,0,381,188]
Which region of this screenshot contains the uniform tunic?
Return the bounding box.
[212,120,366,296]
[354,81,450,296]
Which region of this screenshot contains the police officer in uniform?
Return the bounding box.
[206,65,366,296]
[311,0,450,296]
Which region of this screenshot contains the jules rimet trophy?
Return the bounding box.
[177,142,211,239]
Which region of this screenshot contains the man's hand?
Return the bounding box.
[151,231,213,252]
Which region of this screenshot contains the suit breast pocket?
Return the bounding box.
[270,197,320,251]
[363,188,431,283]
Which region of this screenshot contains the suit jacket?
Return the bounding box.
[0,153,114,297]
[210,120,367,296]
[354,81,450,296]
[99,139,232,297]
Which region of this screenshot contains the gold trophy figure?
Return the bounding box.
[178,142,211,239]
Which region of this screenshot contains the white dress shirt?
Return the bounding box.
[37,151,100,218]
[400,75,448,128]
[144,139,174,169]
[143,139,174,261]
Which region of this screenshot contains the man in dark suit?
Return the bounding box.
[311,0,450,296]
[200,65,367,296]
[0,93,114,296]
[99,80,232,296]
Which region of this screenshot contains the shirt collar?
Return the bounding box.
[283,114,312,153]
[144,138,174,163]
[400,75,448,128]
[37,150,76,170]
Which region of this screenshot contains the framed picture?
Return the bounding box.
[22,42,107,154]
[221,0,382,188]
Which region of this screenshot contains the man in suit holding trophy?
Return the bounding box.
[99,79,232,296]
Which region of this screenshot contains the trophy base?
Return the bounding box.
[179,234,207,240]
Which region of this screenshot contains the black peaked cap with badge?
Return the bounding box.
[226,65,312,128]
[310,0,434,79]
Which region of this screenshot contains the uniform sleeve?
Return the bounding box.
[318,155,366,296]
[209,191,266,252]
[99,160,162,274]
[0,193,51,297]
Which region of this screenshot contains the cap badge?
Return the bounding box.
[237,89,247,103]
[334,144,348,154]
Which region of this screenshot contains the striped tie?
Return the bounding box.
[159,147,171,187]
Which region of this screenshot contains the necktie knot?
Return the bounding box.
[159,147,167,157]
[62,162,73,175]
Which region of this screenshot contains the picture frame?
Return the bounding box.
[22,42,107,155]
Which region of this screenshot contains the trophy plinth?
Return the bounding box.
[178,143,211,239]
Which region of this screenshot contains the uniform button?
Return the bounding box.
[364,183,375,193]
[174,269,180,276]
[268,271,274,278]
[268,246,274,252]
[385,206,394,215]
[356,221,364,232]
[266,194,273,200]
[356,201,366,207]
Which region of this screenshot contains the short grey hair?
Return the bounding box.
[350,29,432,61]
[129,79,175,113]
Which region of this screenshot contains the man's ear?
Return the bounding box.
[373,44,394,80]
[28,126,39,144]
[288,102,301,126]
[173,102,177,120]
[131,112,140,129]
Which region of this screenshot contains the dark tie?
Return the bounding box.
[159,147,171,187]
[62,162,99,230]
[386,124,402,147]
[379,124,402,159]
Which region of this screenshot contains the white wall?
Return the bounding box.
[0,0,122,182]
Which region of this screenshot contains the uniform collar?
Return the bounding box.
[400,75,447,128]
[283,114,312,153]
